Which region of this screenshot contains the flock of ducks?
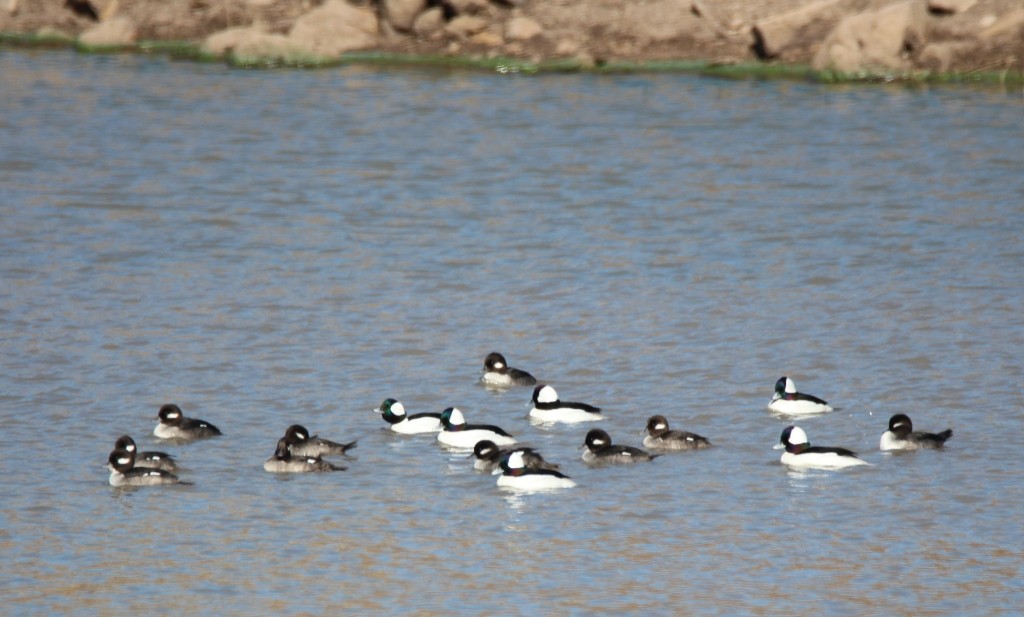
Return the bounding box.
[106,353,954,491]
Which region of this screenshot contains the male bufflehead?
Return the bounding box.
[153,404,222,440]
[263,438,347,473]
[768,376,834,415]
[582,429,659,465]
[374,398,442,434]
[283,424,357,458]
[114,435,177,471]
[480,352,537,387]
[437,407,517,449]
[642,415,712,451]
[470,440,560,473]
[529,385,603,423]
[107,448,184,487]
[774,426,868,469]
[496,450,577,490]
[880,414,953,451]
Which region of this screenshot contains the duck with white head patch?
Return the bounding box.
[582,429,660,465]
[437,407,517,450]
[283,424,357,458]
[470,440,560,473]
[263,437,347,473]
[108,448,186,487]
[496,450,577,491]
[880,414,952,451]
[643,415,712,451]
[374,398,443,434]
[114,435,177,471]
[775,426,869,469]
[480,352,537,388]
[768,376,834,415]
[529,385,603,423]
[153,404,222,441]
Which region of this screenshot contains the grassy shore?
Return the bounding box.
[3,31,1021,87]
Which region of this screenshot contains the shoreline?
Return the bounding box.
[2,30,1021,87]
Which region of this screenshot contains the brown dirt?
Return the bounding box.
[1,0,1022,75]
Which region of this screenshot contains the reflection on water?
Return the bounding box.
[1,50,1023,614]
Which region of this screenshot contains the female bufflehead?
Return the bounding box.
[496,450,577,490]
[642,415,711,451]
[480,352,537,387]
[114,435,177,471]
[775,426,869,469]
[283,424,357,458]
[374,398,443,434]
[880,414,953,451]
[582,429,659,465]
[153,404,222,440]
[470,440,560,473]
[529,385,603,423]
[108,448,184,487]
[768,376,834,415]
[264,438,347,473]
[437,407,517,449]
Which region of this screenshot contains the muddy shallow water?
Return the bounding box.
[2,50,1022,615]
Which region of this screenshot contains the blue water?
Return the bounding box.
[1,49,1023,615]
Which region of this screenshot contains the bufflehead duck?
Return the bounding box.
[496,450,577,490]
[774,426,868,469]
[529,385,603,423]
[480,352,537,388]
[107,448,184,487]
[437,407,517,449]
[153,404,222,440]
[880,414,953,451]
[374,398,443,434]
[114,435,177,471]
[263,438,347,473]
[582,429,659,465]
[642,415,712,451]
[283,424,357,458]
[768,376,834,415]
[470,440,560,473]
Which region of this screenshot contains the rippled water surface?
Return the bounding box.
[2,50,1023,615]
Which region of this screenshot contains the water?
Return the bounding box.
[1,49,1022,615]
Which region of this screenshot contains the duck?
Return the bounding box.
[768,376,834,415]
[283,424,357,458]
[774,426,868,469]
[153,403,222,440]
[582,429,659,465]
[374,398,443,434]
[263,438,347,473]
[107,448,185,487]
[480,352,537,388]
[470,440,559,473]
[880,414,953,451]
[642,415,711,451]
[437,407,517,449]
[496,450,576,490]
[114,435,177,471]
[529,385,603,423]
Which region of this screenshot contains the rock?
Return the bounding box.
[445,0,491,16]
[751,0,847,59]
[919,40,976,71]
[445,15,488,40]
[470,29,503,47]
[288,0,379,57]
[980,8,1024,40]
[412,7,445,38]
[202,25,267,56]
[232,32,312,63]
[927,0,976,15]
[505,16,542,41]
[811,0,929,73]
[78,15,136,47]
[384,0,426,33]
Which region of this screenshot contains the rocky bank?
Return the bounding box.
[2,0,1022,76]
